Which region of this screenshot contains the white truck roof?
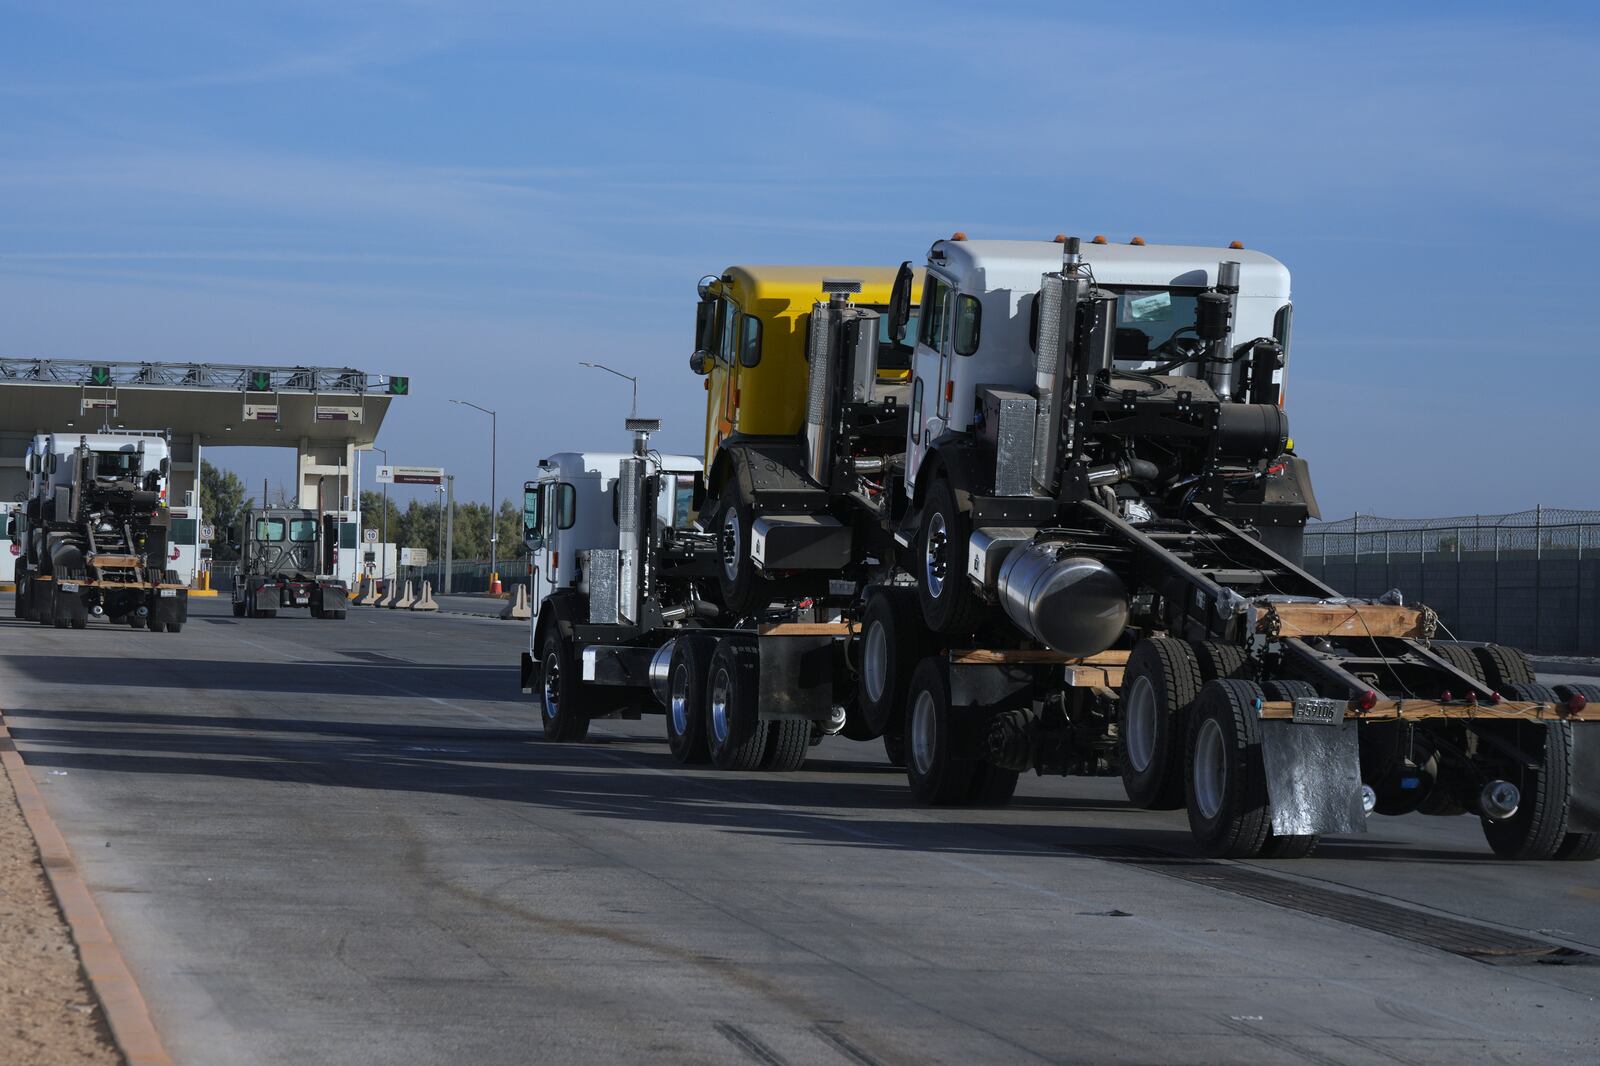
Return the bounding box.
[537,452,703,481]
[928,238,1290,299]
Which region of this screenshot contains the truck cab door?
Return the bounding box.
[525,479,556,632]
[905,272,953,493]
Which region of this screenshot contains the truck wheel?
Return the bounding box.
[763,720,810,772]
[713,491,762,616]
[664,636,711,765]
[1256,679,1321,858]
[148,621,166,633]
[857,587,926,738]
[705,635,769,770]
[232,602,245,618]
[1473,644,1532,691]
[1191,641,1252,683]
[1482,683,1572,860]
[70,616,87,631]
[165,623,183,634]
[904,657,980,804]
[1186,679,1273,858]
[539,627,591,742]
[1431,642,1485,685]
[968,763,1019,806]
[1119,637,1202,810]
[915,476,983,636]
[882,725,906,768]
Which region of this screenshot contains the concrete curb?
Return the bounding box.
[0,711,173,1066]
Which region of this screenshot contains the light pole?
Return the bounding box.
[579,361,639,416]
[450,399,498,587]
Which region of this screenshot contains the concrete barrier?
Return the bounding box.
[500,583,531,621]
[356,579,383,607]
[410,581,439,612]
[392,580,415,610]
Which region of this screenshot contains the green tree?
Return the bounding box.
[199,461,252,561]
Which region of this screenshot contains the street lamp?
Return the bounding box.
[578,361,638,416]
[449,398,498,587]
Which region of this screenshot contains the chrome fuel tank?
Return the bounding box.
[997,544,1128,656]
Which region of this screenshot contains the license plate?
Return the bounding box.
[296,596,309,605]
[159,589,177,598]
[1292,696,1343,726]
[60,581,79,593]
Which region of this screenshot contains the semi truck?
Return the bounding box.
[521,238,1599,862]
[11,430,188,632]
[229,508,351,619]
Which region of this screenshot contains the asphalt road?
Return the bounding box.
[2,596,1597,1066]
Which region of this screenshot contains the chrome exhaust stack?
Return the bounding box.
[616,417,660,626]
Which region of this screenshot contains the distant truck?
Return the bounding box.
[229,508,350,619]
[11,430,188,632]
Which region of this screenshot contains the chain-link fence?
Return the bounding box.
[1304,508,1600,656]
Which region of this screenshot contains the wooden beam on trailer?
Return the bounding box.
[1258,603,1427,640]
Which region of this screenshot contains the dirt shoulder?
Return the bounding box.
[0,760,122,1065]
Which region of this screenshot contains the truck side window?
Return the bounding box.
[954,294,981,356]
[289,519,318,542]
[719,299,739,364]
[556,483,577,530]
[919,277,951,352]
[739,315,762,368]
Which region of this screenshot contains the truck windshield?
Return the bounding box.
[289,519,318,542]
[94,451,139,478]
[1108,288,1201,359]
[255,518,286,542]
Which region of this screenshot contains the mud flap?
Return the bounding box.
[148,589,187,627]
[1569,722,1600,834]
[1259,718,1368,836]
[519,651,536,694]
[758,634,833,721]
[52,583,88,626]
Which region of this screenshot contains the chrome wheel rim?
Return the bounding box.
[911,690,937,776]
[542,651,561,722]
[863,619,889,705]
[1123,675,1158,773]
[924,512,948,597]
[670,662,690,736]
[1194,717,1226,820]
[710,665,732,745]
[720,507,741,582]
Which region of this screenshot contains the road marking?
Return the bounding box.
[0,709,173,1066]
[715,1022,788,1066]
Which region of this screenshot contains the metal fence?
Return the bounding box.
[1303,509,1600,656]
[208,558,527,596]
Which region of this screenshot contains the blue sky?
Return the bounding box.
[1,1,1595,517]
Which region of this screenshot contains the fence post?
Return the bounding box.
[1534,505,1542,654]
[1352,512,1359,596]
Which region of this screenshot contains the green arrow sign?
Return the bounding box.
[388,376,409,396]
[90,365,111,386]
[249,370,272,392]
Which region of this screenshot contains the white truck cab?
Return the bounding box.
[902,237,1292,493]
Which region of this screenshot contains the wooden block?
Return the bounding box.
[1258,698,1599,721]
[1261,603,1426,639]
[758,622,858,637]
[949,649,1131,666]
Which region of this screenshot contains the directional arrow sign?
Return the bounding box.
[90,365,112,386]
[388,376,410,396]
[249,370,272,392]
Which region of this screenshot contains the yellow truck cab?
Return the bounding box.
[690,265,921,475]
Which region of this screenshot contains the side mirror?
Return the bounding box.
[522,486,543,550]
[886,260,915,346]
[688,350,713,375]
[694,296,717,358]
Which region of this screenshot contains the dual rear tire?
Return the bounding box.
[662,634,810,772]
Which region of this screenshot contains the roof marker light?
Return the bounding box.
[1129,236,1146,246]
[950,231,968,241]
[1091,235,1108,244]
[1229,240,1245,249]
[1052,234,1067,243]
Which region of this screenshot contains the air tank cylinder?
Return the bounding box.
[996,545,1129,657]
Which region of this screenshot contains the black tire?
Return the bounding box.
[70,616,88,631]
[311,606,325,619]
[260,609,277,619]
[166,623,183,634]
[664,636,712,765]
[1555,829,1600,861]
[857,587,927,738]
[1432,642,1485,685]
[1119,637,1203,810]
[1192,641,1252,683]
[538,626,591,742]
[232,602,246,618]
[1257,679,1321,857]
[915,476,983,635]
[1552,682,1600,705]
[1474,644,1532,691]
[1481,682,1571,860]
[882,726,906,768]
[1185,679,1273,859]
[713,490,761,616]
[129,615,147,629]
[331,611,346,621]
[705,636,769,770]
[763,720,810,772]
[903,657,980,804]
[968,763,1020,806]
[148,621,166,633]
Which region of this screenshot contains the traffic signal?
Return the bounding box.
[90,366,111,386]
[249,370,272,392]
[388,376,410,396]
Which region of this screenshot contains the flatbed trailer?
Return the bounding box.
[19,570,188,632]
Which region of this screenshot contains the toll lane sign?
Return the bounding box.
[376,465,444,486]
